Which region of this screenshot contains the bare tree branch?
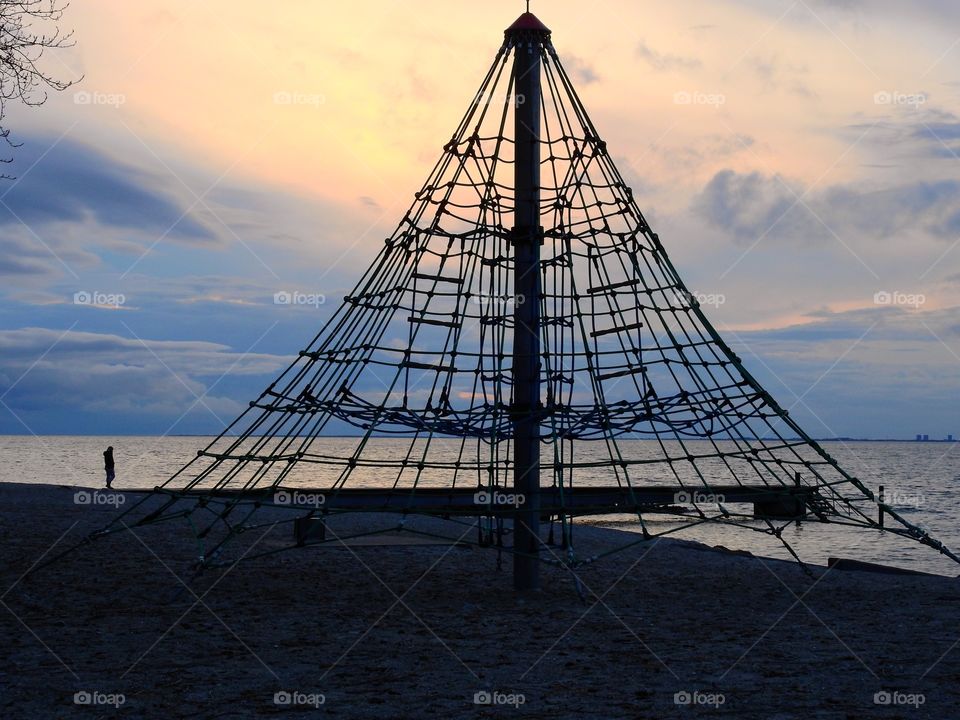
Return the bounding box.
[0,0,79,175]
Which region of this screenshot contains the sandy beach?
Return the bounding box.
[2,481,959,719]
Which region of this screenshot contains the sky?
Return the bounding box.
[0,0,958,439]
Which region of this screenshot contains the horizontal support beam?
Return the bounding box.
[407,315,460,328]
[412,272,463,285]
[170,484,816,517]
[591,321,644,338]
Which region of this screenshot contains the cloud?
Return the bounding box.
[359,195,381,210]
[916,121,960,142]
[806,0,960,23]
[0,128,390,296]
[635,41,702,72]
[0,230,99,282]
[809,0,863,10]
[721,305,960,437]
[0,327,287,376]
[747,56,816,98]
[912,118,960,159]
[0,135,218,245]
[563,55,600,85]
[745,305,957,343]
[694,170,960,244]
[839,110,960,168]
[655,134,755,174]
[0,327,290,432]
[0,244,63,277]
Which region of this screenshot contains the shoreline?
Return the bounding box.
[7,479,959,579]
[1,433,955,443]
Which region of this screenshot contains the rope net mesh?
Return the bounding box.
[91,24,958,573]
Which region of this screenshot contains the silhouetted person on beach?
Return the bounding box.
[103,446,115,489]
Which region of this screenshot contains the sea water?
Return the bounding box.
[1,435,957,575]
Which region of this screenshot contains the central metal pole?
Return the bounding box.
[510,23,543,592]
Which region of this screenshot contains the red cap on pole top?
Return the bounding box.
[505,11,551,35]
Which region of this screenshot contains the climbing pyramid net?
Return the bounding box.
[88,12,958,578]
